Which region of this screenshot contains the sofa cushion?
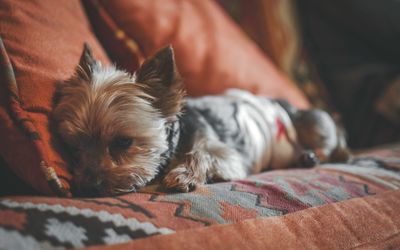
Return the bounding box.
[0,144,399,249]
[216,0,334,111]
[101,189,400,250]
[83,0,309,108]
[0,0,109,196]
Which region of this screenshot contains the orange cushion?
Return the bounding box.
[0,0,109,196]
[84,0,310,108]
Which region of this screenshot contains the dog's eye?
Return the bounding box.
[111,137,133,150]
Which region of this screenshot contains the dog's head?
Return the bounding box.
[292,109,351,163]
[53,44,185,196]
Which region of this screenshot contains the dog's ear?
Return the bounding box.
[136,45,185,121]
[54,44,98,105]
[76,43,98,81]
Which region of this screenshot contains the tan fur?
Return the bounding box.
[54,44,184,196]
[163,133,246,192]
[54,44,349,196]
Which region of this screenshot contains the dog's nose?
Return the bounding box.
[76,170,104,196]
[80,185,101,197]
[78,179,105,196]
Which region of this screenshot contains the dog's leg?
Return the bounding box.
[163,133,246,192]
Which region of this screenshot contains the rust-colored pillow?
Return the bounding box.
[0,0,109,196]
[84,0,310,108]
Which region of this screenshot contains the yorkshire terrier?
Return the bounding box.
[53,44,350,196]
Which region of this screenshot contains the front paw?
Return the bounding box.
[163,165,203,192]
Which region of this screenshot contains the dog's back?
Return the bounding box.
[180,89,298,174]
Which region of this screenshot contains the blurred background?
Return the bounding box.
[216,0,400,149]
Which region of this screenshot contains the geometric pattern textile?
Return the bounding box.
[0,144,399,249]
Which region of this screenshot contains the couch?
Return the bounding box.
[0,0,399,249]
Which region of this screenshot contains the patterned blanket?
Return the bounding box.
[0,144,399,249]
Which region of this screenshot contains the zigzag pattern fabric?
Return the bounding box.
[0,145,400,249]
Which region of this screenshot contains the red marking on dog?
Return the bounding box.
[276,118,286,141]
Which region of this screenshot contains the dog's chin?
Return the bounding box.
[71,167,155,197]
[73,179,145,197]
